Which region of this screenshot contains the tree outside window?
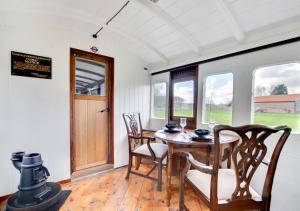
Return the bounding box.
[253,63,300,132]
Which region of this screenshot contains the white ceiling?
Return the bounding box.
[1,0,300,69]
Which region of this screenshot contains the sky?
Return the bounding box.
[154,82,166,96]
[174,80,194,103]
[205,73,233,105]
[254,63,300,95]
[173,74,234,105]
[155,62,300,105]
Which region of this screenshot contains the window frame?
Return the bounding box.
[202,72,234,125]
[151,81,167,120]
[169,66,198,129]
[251,61,300,133]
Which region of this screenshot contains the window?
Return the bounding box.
[75,58,106,96]
[253,63,300,132]
[173,80,194,117]
[170,66,198,128]
[152,82,167,119]
[203,73,233,125]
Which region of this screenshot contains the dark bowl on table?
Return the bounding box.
[194,129,210,136]
[165,123,177,130]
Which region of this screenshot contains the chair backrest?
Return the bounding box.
[212,125,291,203]
[122,112,143,136]
[122,112,144,152]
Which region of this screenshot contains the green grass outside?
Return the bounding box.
[153,108,300,132]
[254,112,300,131]
[153,108,193,118]
[204,108,232,125]
[174,108,193,117]
[153,108,165,119]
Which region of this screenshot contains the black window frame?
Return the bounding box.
[169,66,198,129]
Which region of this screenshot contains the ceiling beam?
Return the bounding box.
[103,25,169,63]
[76,84,86,88]
[90,4,169,63]
[76,80,90,85]
[76,58,106,68]
[76,82,88,88]
[76,79,105,90]
[87,79,105,88]
[76,68,104,77]
[132,0,200,54]
[213,0,245,41]
[76,75,98,82]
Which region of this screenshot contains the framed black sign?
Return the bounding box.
[11,51,52,79]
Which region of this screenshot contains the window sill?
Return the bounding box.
[151,117,166,120]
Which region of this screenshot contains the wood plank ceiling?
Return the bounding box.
[1,0,300,68]
[105,0,300,65]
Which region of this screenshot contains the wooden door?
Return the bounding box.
[70,49,114,172]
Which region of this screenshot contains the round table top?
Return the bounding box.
[154,129,239,146]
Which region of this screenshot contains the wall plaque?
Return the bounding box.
[11,51,52,79]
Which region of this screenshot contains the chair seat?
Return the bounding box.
[186,169,260,201]
[133,143,168,158]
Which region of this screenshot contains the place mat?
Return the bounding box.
[191,134,213,141]
[163,127,181,133]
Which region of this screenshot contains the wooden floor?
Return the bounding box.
[0,165,208,211]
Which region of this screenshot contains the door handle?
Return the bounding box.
[99,107,110,113]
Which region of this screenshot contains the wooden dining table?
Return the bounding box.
[154,129,239,206]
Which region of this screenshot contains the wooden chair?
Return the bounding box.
[179,124,291,211]
[123,112,168,191]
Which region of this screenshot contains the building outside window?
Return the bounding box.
[253,62,300,132]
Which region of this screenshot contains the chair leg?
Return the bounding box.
[165,155,169,169]
[126,155,133,180]
[179,171,186,211]
[135,157,142,170]
[262,198,271,211]
[157,160,163,191]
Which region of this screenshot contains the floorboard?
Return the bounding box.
[0,165,209,211]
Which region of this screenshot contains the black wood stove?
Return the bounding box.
[6,152,62,211]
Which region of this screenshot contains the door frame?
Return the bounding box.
[70,48,114,173]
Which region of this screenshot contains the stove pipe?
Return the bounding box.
[11,151,25,172]
[6,152,62,211]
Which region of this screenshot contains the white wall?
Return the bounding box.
[150,42,300,211]
[0,14,150,196]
